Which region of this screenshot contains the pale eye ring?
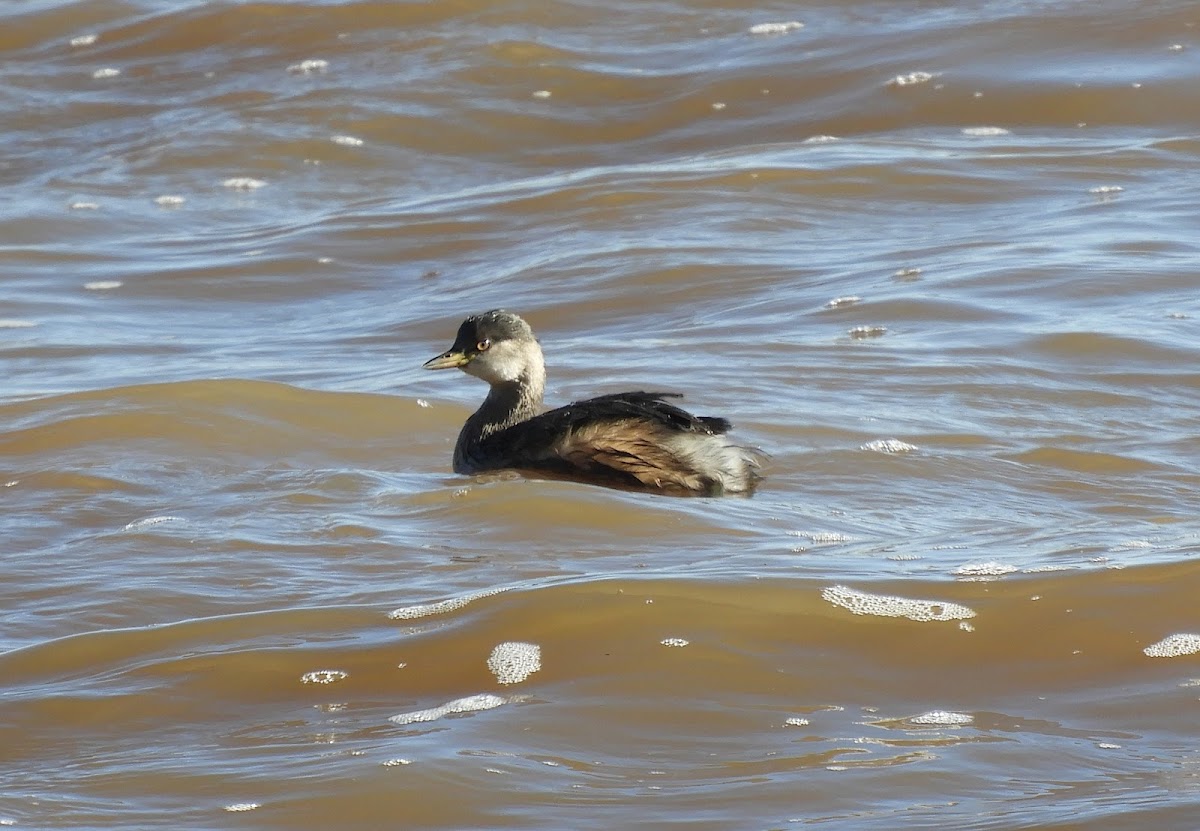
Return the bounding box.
[476,339,491,352]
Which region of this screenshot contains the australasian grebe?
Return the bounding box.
[423,310,763,496]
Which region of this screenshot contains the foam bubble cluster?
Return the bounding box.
[331,135,364,147]
[487,641,541,685]
[70,34,98,47]
[748,21,804,35]
[821,585,976,622]
[300,670,348,684]
[223,803,260,812]
[660,637,689,647]
[1143,633,1200,658]
[962,126,1011,136]
[92,67,120,79]
[222,177,267,190]
[789,530,853,544]
[84,280,123,291]
[827,295,861,308]
[390,693,505,725]
[848,325,887,338]
[155,195,185,207]
[910,710,972,725]
[886,71,936,87]
[861,439,917,454]
[388,587,510,620]
[287,59,329,74]
[123,515,181,530]
[953,561,1018,578]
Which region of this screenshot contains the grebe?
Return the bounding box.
[423,310,762,496]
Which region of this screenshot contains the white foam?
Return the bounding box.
[92,67,120,79]
[886,71,936,87]
[155,195,185,207]
[1143,633,1200,658]
[0,319,37,328]
[822,585,976,622]
[848,325,886,338]
[123,515,181,530]
[748,21,804,35]
[487,641,541,685]
[711,101,727,111]
[953,561,1018,577]
[1110,539,1152,551]
[390,693,505,725]
[287,58,329,74]
[331,135,364,147]
[532,89,552,99]
[300,669,348,684]
[69,201,99,210]
[382,758,412,766]
[861,439,917,454]
[961,126,1010,136]
[912,710,969,725]
[789,531,853,544]
[910,710,972,725]
[70,34,98,47]
[388,586,510,620]
[223,803,260,812]
[222,177,266,190]
[84,280,123,291]
[827,295,861,308]
[660,637,689,647]
[803,134,840,144]
[784,717,809,727]
[893,267,922,280]
[1089,185,1124,195]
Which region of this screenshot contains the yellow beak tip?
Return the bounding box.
[423,352,467,370]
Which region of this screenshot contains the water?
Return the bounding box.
[3,1,1200,828]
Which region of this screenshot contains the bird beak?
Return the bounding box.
[423,349,469,370]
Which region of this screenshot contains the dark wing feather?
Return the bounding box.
[476,391,737,494]
[544,391,730,435]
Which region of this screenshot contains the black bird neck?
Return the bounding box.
[453,369,544,470]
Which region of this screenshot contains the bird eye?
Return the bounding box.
[476,339,491,352]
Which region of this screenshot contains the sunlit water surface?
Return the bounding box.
[2,0,1200,828]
